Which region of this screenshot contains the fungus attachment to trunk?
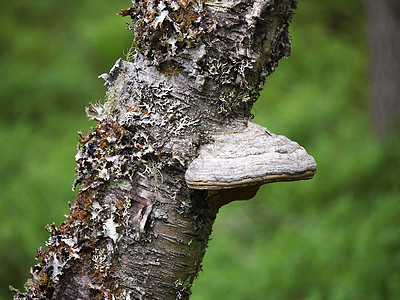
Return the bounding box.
[185,122,317,207]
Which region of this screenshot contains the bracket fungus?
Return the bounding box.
[185,122,317,207]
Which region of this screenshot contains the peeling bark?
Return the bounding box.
[14,1,297,299]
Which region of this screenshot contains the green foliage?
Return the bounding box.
[1,0,399,299]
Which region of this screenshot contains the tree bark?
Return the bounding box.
[368,0,400,137]
[13,1,297,299]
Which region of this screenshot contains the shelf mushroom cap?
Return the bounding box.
[185,122,317,190]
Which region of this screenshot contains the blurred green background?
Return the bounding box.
[1,0,399,299]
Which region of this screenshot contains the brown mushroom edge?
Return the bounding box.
[187,171,316,208]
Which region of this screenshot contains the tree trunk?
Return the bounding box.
[13,1,297,299]
[368,0,400,137]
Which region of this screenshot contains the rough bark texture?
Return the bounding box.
[14,1,297,299]
[368,0,400,136]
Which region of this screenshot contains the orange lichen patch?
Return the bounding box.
[91,121,126,150]
[126,105,140,113]
[171,4,198,28]
[93,294,103,300]
[158,60,181,76]
[127,104,150,116]
[77,130,95,146]
[118,8,135,17]
[70,209,89,225]
[29,269,50,298]
[115,197,126,214]
[76,189,96,210]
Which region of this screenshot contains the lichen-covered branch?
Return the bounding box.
[14,1,297,299]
